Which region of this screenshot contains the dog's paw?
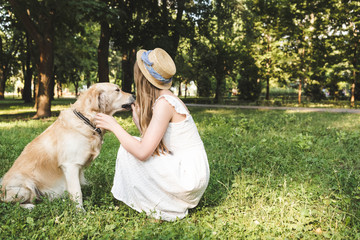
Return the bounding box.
[20,203,35,210]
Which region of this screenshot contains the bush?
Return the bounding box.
[304,84,326,102]
[237,75,262,101]
[237,55,262,101]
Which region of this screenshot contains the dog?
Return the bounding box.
[0,83,135,209]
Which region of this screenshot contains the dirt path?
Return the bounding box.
[186,104,360,114]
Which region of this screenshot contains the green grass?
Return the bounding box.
[181,87,357,109]
[0,99,360,239]
[181,96,359,109]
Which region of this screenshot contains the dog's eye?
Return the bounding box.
[115,88,120,92]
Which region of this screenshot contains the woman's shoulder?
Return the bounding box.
[155,90,177,104]
[158,90,178,99]
[153,96,174,110]
[154,93,190,116]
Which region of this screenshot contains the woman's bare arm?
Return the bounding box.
[95,98,173,161]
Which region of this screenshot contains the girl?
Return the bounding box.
[95,48,210,221]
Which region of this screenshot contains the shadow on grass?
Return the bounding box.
[0,98,76,121]
[0,111,62,122]
[188,107,360,213]
[0,98,132,122]
[2,102,359,231]
[0,98,76,108]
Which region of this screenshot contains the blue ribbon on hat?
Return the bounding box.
[141,50,172,84]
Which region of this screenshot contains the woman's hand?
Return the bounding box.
[131,104,141,132]
[94,113,119,132]
[93,98,173,161]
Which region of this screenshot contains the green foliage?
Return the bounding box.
[55,21,99,89]
[304,83,326,102]
[3,0,360,105]
[0,1,24,95]
[189,0,242,102]
[0,100,359,238]
[237,55,262,101]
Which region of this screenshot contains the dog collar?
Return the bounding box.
[73,109,102,135]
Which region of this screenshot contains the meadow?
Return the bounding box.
[0,99,359,239]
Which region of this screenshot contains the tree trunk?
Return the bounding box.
[215,75,225,104]
[98,20,110,83]
[74,80,79,97]
[23,32,32,103]
[85,72,91,88]
[34,40,53,118]
[298,46,306,105]
[298,80,302,104]
[9,0,54,118]
[0,36,4,100]
[214,57,225,104]
[169,0,184,58]
[0,35,11,100]
[33,70,38,105]
[265,34,271,100]
[266,75,270,100]
[50,65,56,100]
[350,73,357,106]
[350,31,358,107]
[184,83,187,98]
[121,49,135,93]
[178,82,182,96]
[0,69,5,100]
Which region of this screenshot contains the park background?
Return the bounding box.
[1,0,360,239]
[1,0,360,116]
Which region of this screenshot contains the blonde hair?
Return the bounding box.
[134,62,169,156]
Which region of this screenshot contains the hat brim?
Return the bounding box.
[136,50,172,90]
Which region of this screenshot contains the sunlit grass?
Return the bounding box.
[0,98,76,122]
[0,101,359,239]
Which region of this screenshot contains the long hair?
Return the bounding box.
[134,62,169,156]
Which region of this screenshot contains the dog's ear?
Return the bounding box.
[97,90,107,113]
[84,87,106,112]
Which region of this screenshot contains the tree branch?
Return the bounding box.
[8,0,41,44]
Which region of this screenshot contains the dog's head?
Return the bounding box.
[75,83,135,115]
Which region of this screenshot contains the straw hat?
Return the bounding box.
[136,48,176,90]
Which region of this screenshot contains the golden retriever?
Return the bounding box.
[0,83,134,209]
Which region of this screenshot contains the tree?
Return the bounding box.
[8,0,99,116]
[98,20,110,83]
[329,0,360,107]
[236,0,262,101]
[54,22,99,95]
[304,1,335,101]
[111,0,191,93]
[276,0,336,104]
[20,32,33,103]
[0,3,22,100]
[192,0,241,103]
[252,0,285,101]
[9,0,56,118]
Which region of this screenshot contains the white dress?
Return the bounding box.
[111,95,210,221]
